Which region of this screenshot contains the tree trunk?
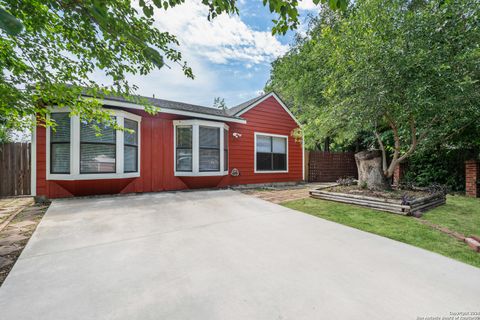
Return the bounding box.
[355,150,391,190]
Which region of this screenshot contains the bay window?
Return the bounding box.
[255,133,288,173]
[47,109,141,180]
[174,120,229,176]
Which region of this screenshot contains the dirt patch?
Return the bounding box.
[241,183,336,204]
[0,198,49,286]
[324,185,430,200]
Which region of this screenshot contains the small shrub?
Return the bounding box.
[427,183,449,195]
[360,181,368,189]
[336,176,356,186]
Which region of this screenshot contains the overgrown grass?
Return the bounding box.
[282,195,480,268]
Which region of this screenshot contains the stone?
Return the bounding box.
[0,244,21,256]
[0,235,29,246]
[0,256,13,268]
[465,238,480,252]
[470,235,480,243]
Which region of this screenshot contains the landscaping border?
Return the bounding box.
[309,188,446,215]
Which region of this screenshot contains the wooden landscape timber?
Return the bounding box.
[309,188,446,215]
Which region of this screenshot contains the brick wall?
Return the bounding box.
[308,151,357,182]
[465,159,479,197]
[393,162,408,186]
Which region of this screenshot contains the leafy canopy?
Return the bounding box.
[267,0,480,174]
[0,0,345,132]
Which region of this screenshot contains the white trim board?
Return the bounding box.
[233,92,301,127]
[254,132,289,174]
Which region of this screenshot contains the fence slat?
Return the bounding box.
[0,143,31,197]
[308,151,357,182]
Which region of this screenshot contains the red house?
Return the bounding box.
[32,92,304,199]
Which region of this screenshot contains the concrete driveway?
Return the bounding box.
[0,190,479,320]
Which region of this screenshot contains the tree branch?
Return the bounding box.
[374,130,388,175]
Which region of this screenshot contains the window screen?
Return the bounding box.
[124,119,138,173]
[199,126,220,172]
[176,126,192,171]
[224,129,228,171]
[80,120,116,173]
[50,113,71,174]
[256,135,287,171]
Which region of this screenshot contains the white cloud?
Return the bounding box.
[297,0,320,11]
[152,0,288,65]
[92,1,291,106]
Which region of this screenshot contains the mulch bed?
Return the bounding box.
[0,198,49,286]
[324,185,431,200]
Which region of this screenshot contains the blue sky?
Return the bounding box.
[118,0,319,108]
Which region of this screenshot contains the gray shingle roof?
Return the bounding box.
[82,89,280,121]
[226,92,270,116]
[85,93,244,121]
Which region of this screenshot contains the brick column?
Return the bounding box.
[465,160,479,197]
[393,162,407,186]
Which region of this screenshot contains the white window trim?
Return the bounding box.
[254,132,289,174]
[46,108,142,181]
[173,119,229,177]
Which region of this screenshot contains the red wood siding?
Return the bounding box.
[219,96,303,186]
[36,96,302,198]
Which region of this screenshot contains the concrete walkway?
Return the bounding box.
[0,190,479,320]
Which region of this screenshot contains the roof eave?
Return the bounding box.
[95,98,247,124]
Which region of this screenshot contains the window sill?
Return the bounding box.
[174,171,229,177]
[47,172,140,181]
[254,170,288,174]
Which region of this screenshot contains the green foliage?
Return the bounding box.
[0,125,12,143]
[213,97,227,110]
[267,0,480,162]
[403,147,477,192]
[0,0,345,132]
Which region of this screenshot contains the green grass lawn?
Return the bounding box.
[283,195,480,268]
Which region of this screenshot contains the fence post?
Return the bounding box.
[465,159,479,197]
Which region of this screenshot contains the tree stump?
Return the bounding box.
[355,150,390,190]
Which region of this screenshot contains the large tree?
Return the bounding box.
[267,0,480,189]
[0,0,346,132]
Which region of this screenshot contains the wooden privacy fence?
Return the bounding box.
[307,151,357,182]
[0,143,31,197]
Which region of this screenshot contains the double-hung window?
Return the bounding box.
[50,113,71,174]
[80,119,116,174]
[176,126,193,172]
[47,109,141,180]
[199,126,220,172]
[174,120,229,176]
[224,129,229,171]
[255,133,288,172]
[124,119,139,173]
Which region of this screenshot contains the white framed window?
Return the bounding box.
[254,132,288,173]
[173,119,229,176]
[47,108,141,180]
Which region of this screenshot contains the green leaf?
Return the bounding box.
[0,8,23,36]
[143,47,164,68]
